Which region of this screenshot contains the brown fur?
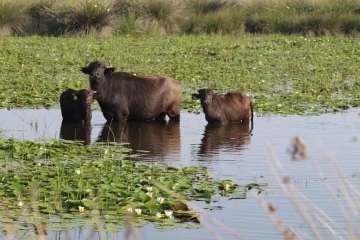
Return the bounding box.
[199,121,252,154]
[96,121,180,157]
[59,88,96,124]
[81,61,182,122]
[192,88,254,124]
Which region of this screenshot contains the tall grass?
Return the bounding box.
[42,0,119,37]
[133,0,189,35]
[2,0,360,36]
[0,0,33,36]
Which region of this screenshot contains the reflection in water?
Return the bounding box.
[59,122,92,145]
[96,121,181,157]
[199,121,252,155]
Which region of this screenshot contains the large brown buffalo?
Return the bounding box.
[81,61,182,122]
[192,88,253,124]
[60,88,96,124]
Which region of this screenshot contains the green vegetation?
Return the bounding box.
[0,138,265,232]
[1,0,360,36]
[0,35,359,115]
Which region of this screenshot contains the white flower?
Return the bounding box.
[18,201,23,208]
[225,183,231,191]
[146,186,153,192]
[164,210,173,218]
[75,169,81,175]
[78,206,84,212]
[157,197,165,204]
[94,4,97,7]
[148,176,152,179]
[156,212,163,218]
[135,208,142,215]
[146,192,153,198]
[127,208,133,214]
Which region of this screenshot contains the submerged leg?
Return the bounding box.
[155,112,167,123]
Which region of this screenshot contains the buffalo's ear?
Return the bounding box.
[192,93,200,100]
[105,67,116,75]
[81,67,90,75]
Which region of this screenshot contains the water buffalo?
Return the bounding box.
[80,61,182,122]
[60,88,96,124]
[192,88,254,124]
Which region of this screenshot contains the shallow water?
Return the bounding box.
[0,108,359,239]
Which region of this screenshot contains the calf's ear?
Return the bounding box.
[72,93,78,101]
[81,67,90,75]
[191,93,200,100]
[105,67,116,75]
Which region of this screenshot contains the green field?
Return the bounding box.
[0,35,359,115]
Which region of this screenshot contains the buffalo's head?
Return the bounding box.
[78,89,97,107]
[81,61,116,90]
[192,88,216,104]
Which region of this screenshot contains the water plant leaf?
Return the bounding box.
[0,138,267,231]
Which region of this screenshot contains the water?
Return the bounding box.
[0,108,359,239]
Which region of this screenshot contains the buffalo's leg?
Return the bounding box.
[167,103,181,122]
[155,112,167,123]
[114,110,128,122]
[168,112,180,122]
[103,111,116,122]
[169,115,180,122]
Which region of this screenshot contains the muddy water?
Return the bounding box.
[1,108,360,239]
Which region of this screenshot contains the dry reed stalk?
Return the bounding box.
[259,137,360,240]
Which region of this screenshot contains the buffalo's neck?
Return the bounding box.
[202,104,218,121]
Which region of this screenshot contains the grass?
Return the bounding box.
[0,35,359,115]
[42,0,119,37]
[2,0,360,36]
[0,0,33,36]
[133,0,189,35]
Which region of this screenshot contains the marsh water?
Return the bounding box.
[1,108,359,239]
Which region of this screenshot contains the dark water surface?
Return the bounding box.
[0,108,359,239]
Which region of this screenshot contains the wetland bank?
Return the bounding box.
[0,35,359,239]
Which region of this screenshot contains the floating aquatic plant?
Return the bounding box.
[0,138,267,231]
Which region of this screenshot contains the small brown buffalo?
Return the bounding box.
[80,61,182,122]
[192,88,253,124]
[60,88,96,124]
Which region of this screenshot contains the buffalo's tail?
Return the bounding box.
[250,101,254,122]
[249,101,254,134]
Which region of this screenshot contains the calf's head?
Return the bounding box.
[78,89,97,107]
[81,61,116,90]
[192,88,216,105]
